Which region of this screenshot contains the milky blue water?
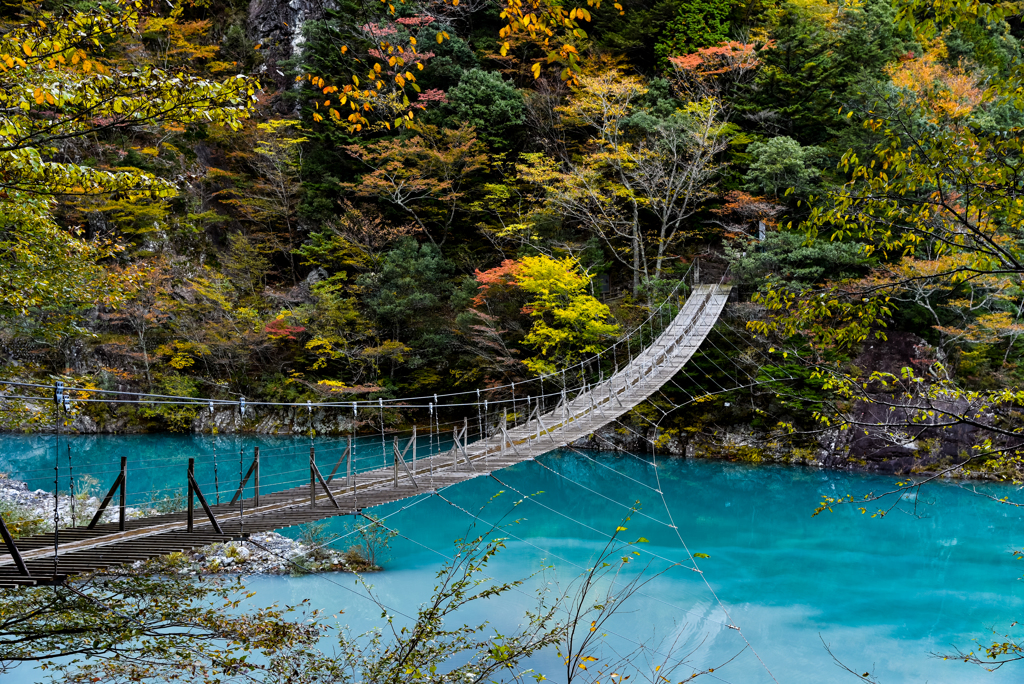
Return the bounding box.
[4,433,1024,683]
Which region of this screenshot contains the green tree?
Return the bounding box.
[743,135,827,197]
[356,238,456,378]
[443,69,525,151]
[740,0,910,144]
[221,233,273,303]
[654,0,734,65]
[219,120,308,283]
[727,230,871,285]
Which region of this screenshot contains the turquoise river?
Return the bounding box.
[2,432,1024,683]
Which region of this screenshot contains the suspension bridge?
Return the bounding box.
[0,282,731,588]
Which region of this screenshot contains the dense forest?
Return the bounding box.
[1,0,1023,474]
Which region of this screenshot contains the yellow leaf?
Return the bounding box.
[615,526,627,531]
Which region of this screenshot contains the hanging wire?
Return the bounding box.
[53,382,63,573]
[378,398,387,469]
[67,442,75,528]
[209,402,220,505]
[238,398,245,535]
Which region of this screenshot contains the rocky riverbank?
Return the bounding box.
[0,473,149,532]
[132,531,370,576]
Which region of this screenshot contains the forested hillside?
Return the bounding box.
[2,0,1022,473]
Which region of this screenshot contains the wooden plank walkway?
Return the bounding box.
[0,285,730,587]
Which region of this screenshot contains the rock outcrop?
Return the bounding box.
[247,0,325,96]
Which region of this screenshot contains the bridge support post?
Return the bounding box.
[118,456,126,531]
[392,428,419,489]
[532,404,557,448]
[450,424,475,472]
[187,460,193,531]
[0,514,30,576]
[326,439,352,485]
[87,457,126,531]
[187,458,223,534]
[500,409,507,463]
[309,446,341,508]
[230,450,260,506]
[254,447,260,508]
[500,424,522,458]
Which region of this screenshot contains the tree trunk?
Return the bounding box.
[137,327,152,390]
[632,233,641,295]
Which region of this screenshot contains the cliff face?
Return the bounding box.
[247,0,324,98]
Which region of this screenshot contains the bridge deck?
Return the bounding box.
[0,285,730,586]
